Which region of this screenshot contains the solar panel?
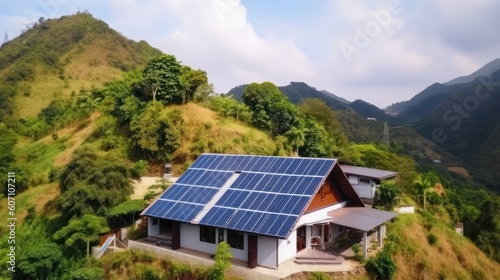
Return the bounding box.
[144,153,336,238]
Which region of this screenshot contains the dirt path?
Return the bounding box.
[131,176,177,200]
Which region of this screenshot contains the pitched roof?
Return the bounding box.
[340,165,398,180]
[142,153,338,238]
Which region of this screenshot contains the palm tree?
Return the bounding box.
[414,175,435,210]
[284,127,305,156]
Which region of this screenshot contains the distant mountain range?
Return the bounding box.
[228,58,500,191]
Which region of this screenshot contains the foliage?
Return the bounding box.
[299,117,334,157]
[210,95,251,123]
[57,148,135,217]
[108,200,147,228]
[365,249,397,280]
[427,233,438,246]
[142,54,182,105]
[352,243,363,262]
[242,82,288,131]
[210,242,232,280]
[17,241,63,279]
[375,180,400,211]
[298,98,348,146]
[129,104,183,162]
[67,267,104,280]
[53,214,109,257]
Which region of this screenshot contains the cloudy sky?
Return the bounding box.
[1,0,499,108]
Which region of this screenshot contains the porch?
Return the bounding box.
[297,207,397,260]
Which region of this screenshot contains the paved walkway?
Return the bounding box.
[129,240,361,279]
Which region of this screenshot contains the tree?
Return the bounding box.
[284,127,305,156]
[129,104,182,162]
[53,214,109,258]
[414,174,435,210]
[179,66,208,104]
[299,118,334,158]
[241,82,288,131]
[375,180,400,211]
[142,54,182,107]
[17,241,63,279]
[57,148,135,217]
[299,98,348,145]
[211,242,232,280]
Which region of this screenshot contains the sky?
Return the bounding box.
[1,0,499,108]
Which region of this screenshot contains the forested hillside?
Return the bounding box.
[0,13,498,280]
[386,69,500,191]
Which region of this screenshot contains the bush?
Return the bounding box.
[427,233,438,246]
[352,243,363,262]
[365,249,397,280]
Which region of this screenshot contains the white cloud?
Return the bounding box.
[2,0,498,108]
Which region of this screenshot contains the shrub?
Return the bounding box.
[365,249,397,280]
[427,233,438,246]
[352,243,363,262]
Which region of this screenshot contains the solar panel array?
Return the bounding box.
[143,154,336,238]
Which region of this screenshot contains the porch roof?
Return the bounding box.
[327,207,397,232]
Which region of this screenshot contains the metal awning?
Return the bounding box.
[327,207,397,232]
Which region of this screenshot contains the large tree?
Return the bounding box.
[142,54,182,106]
[241,82,288,131]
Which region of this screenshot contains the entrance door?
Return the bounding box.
[297,226,306,251]
[159,219,173,238]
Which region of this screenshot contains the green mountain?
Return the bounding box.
[0,13,498,279]
[404,71,500,191]
[0,12,161,121]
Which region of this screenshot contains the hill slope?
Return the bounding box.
[446,58,500,85]
[0,12,161,120]
[408,71,500,190]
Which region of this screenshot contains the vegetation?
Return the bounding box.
[0,12,498,280]
[210,242,233,280]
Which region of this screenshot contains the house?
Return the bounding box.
[340,165,398,205]
[140,154,396,269]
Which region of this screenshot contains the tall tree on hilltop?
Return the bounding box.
[143,55,182,107]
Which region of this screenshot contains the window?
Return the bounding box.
[359,178,371,185]
[152,218,158,225]
[200,226,216,244]
[227,230,244,250]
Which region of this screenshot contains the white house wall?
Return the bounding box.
[257,235,278,269]
[330,223,344,240]
[148,217,159,236]
[297,202,347,226]
[278,229,297,265]
[180,223,217,254]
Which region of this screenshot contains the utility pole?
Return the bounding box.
[383,122,390,146]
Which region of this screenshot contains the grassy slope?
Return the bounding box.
[0,12,161,119]
[169,103,277,175]
[388,213,500,280]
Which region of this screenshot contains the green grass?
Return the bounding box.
[0,182,59,234]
